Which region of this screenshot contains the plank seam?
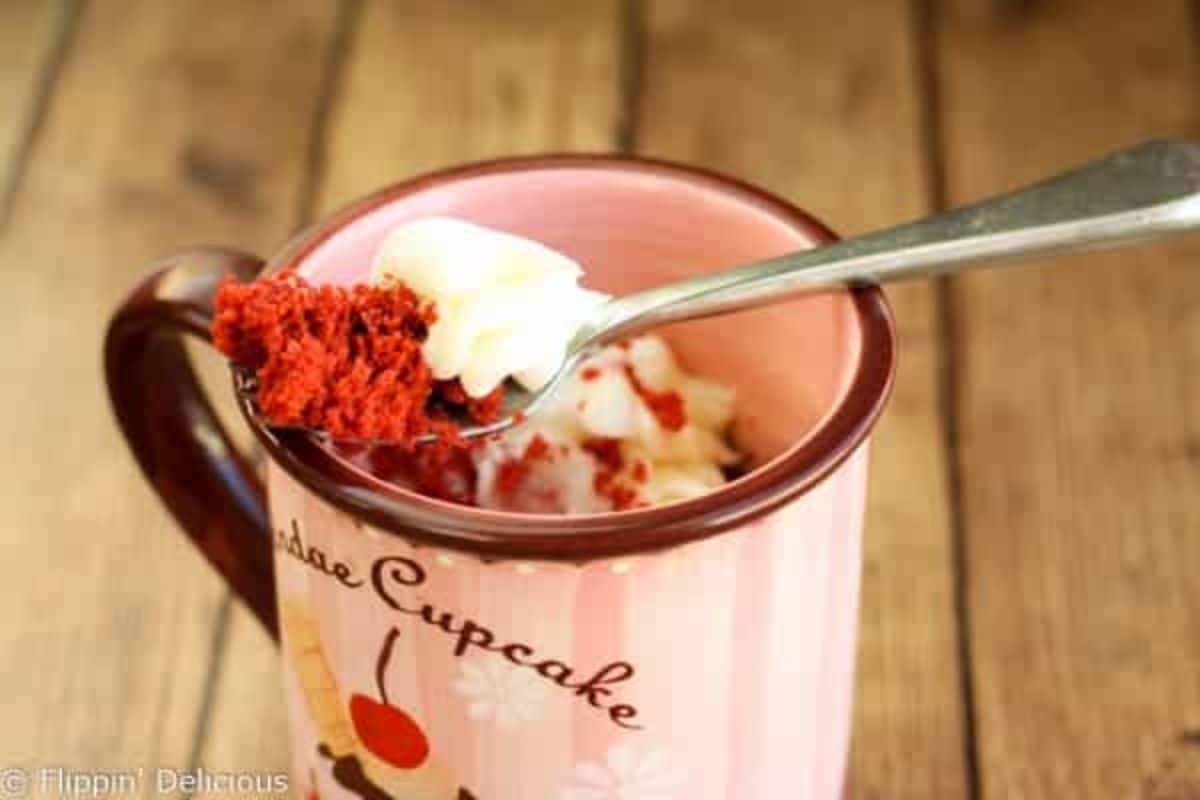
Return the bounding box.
[1191,1,1200,83]
[184,0,368,776]
[294,0,367,228]
[617,0,645,153]
[0,0,83,230]
[181,593,233,800]
[913,0,983,797]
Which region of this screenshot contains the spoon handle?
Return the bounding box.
[589,139,1200,345]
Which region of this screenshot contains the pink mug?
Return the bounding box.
[105,157,895,800]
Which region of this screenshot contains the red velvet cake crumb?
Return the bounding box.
[494,434,554,497]
[580,366,602,381]
[594,469,640,510]
[623,365,686,432]
[582,437,623,472]
[582,437,642,510]
[525,434,551,460]
[212,271,502,449]
[365,443,478,506]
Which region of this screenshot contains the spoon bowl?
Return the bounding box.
[235,366,544,446]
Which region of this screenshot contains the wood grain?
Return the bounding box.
[193,0,627,784]
[935,1,1200,796]
[1138,734,1200,800]
[636,2,969,797]
[315,0,624,213]
[0,0,70,215]
[0,0,340,783]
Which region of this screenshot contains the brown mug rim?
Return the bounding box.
[240,154,897,561]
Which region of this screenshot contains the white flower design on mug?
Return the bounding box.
[453,656,549,728]
[559,743,688,800]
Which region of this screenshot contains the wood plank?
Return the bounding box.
[1138,734,1200,800]
[316,0,624,211]
[637,2,970,797]
[194,0,626,785]
[935,1,1200,797]
[0,0,70,215]
[0,0,341,782]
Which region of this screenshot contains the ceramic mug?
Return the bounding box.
[105,157,895,800]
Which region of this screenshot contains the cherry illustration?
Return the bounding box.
[346,626,431,770]
[321,626,481,800]
[349,692,430,769]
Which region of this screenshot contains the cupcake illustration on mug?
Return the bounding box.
[281,600,478,800]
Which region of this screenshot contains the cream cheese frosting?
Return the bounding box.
[367,218,740,513]
[474,335,740,513]
[371,218,609,398]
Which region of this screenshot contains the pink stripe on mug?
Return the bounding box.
[105,156,895,799]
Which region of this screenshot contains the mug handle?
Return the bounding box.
[104,248,278,638]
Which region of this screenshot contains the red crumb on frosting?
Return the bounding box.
[364,443,478,506]
[582,438,623,472]
[594,470,640,511]
[624,365,686,432]
[583,438,643,510]
[493,460,526,496]
[434,378,505,427]
[212,271,502,449]
[493,434,555,499]
[525,434,551,460]
[631,460,649,483]
[580,366,602,381]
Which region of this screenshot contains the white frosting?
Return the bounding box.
[371,218,609,397]
[474,335,740,513]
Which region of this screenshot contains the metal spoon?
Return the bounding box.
[240,139,1200,445]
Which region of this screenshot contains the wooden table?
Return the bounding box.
[2,1,1197,797]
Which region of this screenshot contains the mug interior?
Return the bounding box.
[297,165,859,474]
